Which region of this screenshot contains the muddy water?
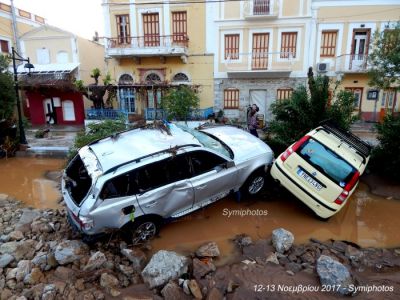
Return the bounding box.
[0,157,65,209]
[151,183,400,263]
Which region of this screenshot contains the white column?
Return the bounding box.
[163,3,170,36]
[130,1,137,36]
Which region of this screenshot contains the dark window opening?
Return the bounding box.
[189,151,227,176]
[65,155,92,205]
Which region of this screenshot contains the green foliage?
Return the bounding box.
[266,68,356,154]
[68,118,127,161]
[91,68,101,79]
[161,86,200,121]
[0,54,16,121]
[368,21,400,90]
[103,72,112,85]
[369,115,400,181]
[73,79,85,92]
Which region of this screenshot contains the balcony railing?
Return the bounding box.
[145,107,214,121]
[243,0,278,19]
[336,54,370,73]
[85,109,128,120]
[225,51,294,73]
[105,35,189,57]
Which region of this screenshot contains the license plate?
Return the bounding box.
[296,168,323,191]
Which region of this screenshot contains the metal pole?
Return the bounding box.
[10,0,21,53]
[11,47,27,145]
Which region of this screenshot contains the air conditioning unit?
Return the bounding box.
[317,62,329,73]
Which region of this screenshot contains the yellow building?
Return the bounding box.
[0,1,44,54]
[18,25,105,125]
[102,0,214,120]
[312,0,400,122]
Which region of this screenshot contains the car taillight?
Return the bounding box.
[280,135,311,162]
[70,211,94,230]
[334,171,360,205]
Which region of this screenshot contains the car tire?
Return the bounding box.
[123,217,161,245]
[241,170,266,196]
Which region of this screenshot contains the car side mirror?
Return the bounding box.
[225,161,235,168]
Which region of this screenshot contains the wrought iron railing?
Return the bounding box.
[336,54,369,73]
[106,34,189,49]
[85,109,127,120]
[144,107,214,121]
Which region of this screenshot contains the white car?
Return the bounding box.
[62,123,274,244]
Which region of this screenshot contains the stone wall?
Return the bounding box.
[214,77,307,122]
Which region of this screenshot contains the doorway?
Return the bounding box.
[249,89,272,127]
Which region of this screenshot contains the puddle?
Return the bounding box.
[0,157,65,209]
[151,183,400,262]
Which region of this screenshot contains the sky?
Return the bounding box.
[7,0,104,40]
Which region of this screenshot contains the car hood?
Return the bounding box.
[201,126,273,163]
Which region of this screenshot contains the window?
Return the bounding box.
[381,90,396,109]
[345,88,363,109]
[276,88,293,101]
[62,100,76,121]
[188,151,227,176]
[56,51,69,64]
[224,89,239,109]
[0,39,9,53]
[116,14,130,44]
[145,73,162,83]
[320,30,338,57]
[252,33,269,70]
[37,48,50,64]
[143,13,160,46]
[172,72,189,82]
[224,34,239,60]
[280,32,297,58]
[253,0,270,15]
[172,11,187,43]
[119,74,134,85]
[119,88,135,113]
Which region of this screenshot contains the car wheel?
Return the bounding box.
[242,171,266,196]
[124,217,161,245]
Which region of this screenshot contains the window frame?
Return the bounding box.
[320,30,338,57]
[116,14,131,44]
[280,31,298,59]
[171,11,187,43]
[345,87,363,110]
[224,34,240,60]
[0,39,10,53]
[276,88,293,101]
[143,13,160,47]
[223,88,240,109]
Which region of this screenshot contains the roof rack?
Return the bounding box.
[318,122,372,159]
[102,144,200,175]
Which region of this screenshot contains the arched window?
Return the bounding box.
[118,74,134,85]
[145,73,161,83]
[172,72,189,82]
[56,51,69,64]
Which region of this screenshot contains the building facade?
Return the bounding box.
[210,0,399,124]
[19,25,105,125]
[102,0,214,121]
[311,0,399,122]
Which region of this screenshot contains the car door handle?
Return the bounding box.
[196,185,207,190]
[145,201,157,208]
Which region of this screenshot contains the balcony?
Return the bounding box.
[145,107,214,121]
[224,52,294,78]
[335,54,370,73]
[105,35,189,59]
[243,0,278,19]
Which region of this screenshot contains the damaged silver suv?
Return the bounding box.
[62,123,273,244]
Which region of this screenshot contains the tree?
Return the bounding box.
[267,67,356,153]
[369,114,400,181]
[368,21,400,90]
[161,85,200,121]
[0,54,16,121]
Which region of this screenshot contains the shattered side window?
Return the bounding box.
[189,150,227,176]
[101,172,137,199]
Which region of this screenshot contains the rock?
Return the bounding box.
[118,264,135,276]
[316,255,354,295]
[0,241,18,255]
[161,281,191,300]
[100,273,119,291]
[1,288,13,300]
[188,279,203,299]
[24,267,45,285]
[0,253,15,268]
[16,296,28,300]
[234,234,253,247]
[332,241,347,253]
[301,251,315,264]
[196,242,220,258]
[345,245,363,261]
[42,284,57,300]
[141,250,189,289]
[14,240,37,261]
[6,267,18,280]
[84,251,107,271]
[286,262,302,273]
[110,288,121,297]
[8,231,24,241]
[15,209,41,232]
[193,258,216,279]
[15,260,32,282]
[182,279,190,295]
[266,252,279,265]
[0,193,10,202]
[121,248,147,271]
[54,240,89,265]
[207,287,223,300]
[31,252,49,270]
[75,278,85,291]
[54,266,75,281]
[272,228,294,253]
[286,270,295,276]
[31,221,53,233]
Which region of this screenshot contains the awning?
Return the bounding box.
[17,63,79,74]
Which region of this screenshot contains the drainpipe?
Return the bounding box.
[10,0,21,53]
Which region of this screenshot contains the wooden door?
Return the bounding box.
[143,13,160,46]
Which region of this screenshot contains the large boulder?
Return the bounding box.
[121,248,147,271]
[141,250,189,289]
[272,228,294,253]
[15,260,32,282]
[316,255,354,295]
[54,240,89,265]
[0,240,36,261]
[84,251,107,271]
[0,253,15,268]
[15,209,41,233]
